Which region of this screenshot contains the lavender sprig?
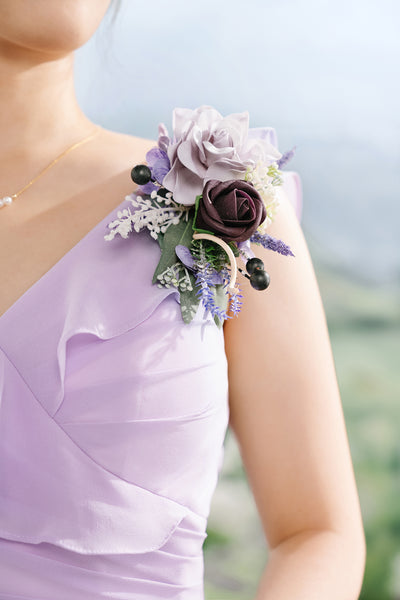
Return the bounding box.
[229,291,243,316]
[250,232,295,257]
[220,267,242,318]
[195,264,229,322]
[277,146,296,169]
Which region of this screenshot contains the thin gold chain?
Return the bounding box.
[8,126,101,200]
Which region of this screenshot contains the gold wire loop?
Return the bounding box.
[192,232,239,294]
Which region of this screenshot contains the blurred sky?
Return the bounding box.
[74,0,400,285]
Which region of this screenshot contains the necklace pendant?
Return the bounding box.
[0,196,13,208]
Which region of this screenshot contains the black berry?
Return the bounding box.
[131,164,152,185]
[250,269,270,291]
[246,257,265,275]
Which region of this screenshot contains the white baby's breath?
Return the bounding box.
[245,161,282,232]
[104,191,190,242]
[104,204,133,241]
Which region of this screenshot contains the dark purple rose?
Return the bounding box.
[194,179,267,243]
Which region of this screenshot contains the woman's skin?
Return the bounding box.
[0,0,153,317]
[0,1,366,598]
[225,191,366,598]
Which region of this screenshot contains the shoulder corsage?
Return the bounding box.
[105,105,295,326]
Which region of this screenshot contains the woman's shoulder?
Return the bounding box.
[223,182,330,410]
[70,128,156,219]
[96,128,156,166]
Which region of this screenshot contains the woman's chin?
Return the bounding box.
[0,0,111,56]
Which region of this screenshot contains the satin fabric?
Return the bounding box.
[0,170,301,599]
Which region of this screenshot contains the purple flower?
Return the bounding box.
[277,146,296,169]
[159,106,282,205]
[146,147,170,184]
[195,267,229,322]
[250,231,295,256]
[175,244,196,269]
[194,179,267,243]
[228,289,243,317]
[138,147,171,195]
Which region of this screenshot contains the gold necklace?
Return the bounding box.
[0,127,101,209]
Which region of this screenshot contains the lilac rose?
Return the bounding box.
[194,179,267,243]
[159,105,282,205]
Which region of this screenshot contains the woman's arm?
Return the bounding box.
[223,189,366,600]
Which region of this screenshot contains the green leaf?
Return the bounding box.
[152,214,195,285]
[192,194,215,236]
[156,231,165,251]
[193,194,202,228]
[149,206,231,326]
[212,283,229,328]
[150,213,202,324]
[228,241,240,257]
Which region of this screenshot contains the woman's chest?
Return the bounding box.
[0,180,134,319]
[0,210,80,318]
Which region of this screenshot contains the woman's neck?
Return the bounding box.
[0,40,94,165]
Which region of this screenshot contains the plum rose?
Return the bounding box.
[194,179,267,243]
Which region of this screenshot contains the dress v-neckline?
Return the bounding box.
[0,194,130,325]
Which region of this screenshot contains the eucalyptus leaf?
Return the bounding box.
[213,314,223,328]
[213,283,229,328]
[156,231,165,251]
[152,215,194,285]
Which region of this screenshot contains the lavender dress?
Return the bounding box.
[0,172,302,599]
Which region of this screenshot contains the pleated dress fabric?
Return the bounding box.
[0,170,302,599]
